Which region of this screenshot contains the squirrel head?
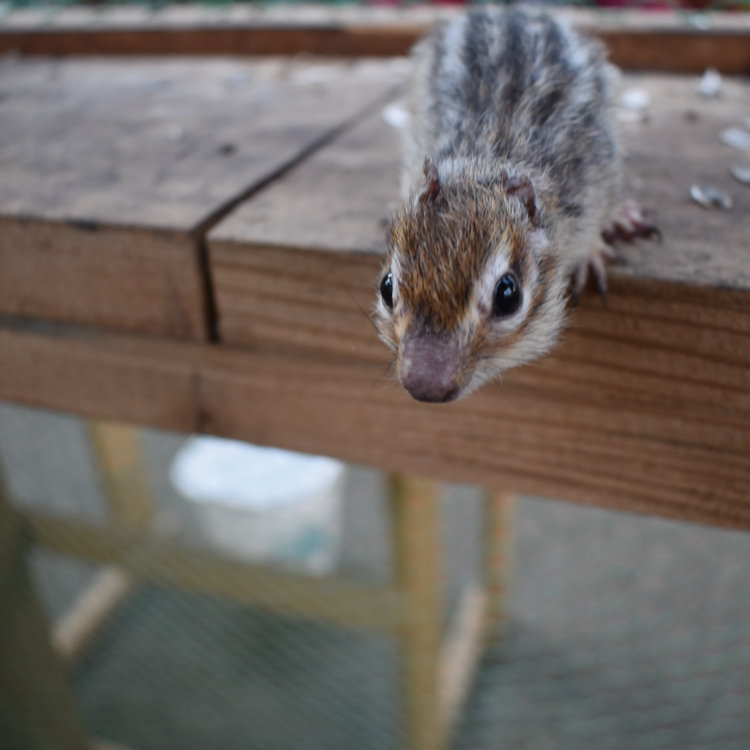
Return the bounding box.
[375,159,568,402]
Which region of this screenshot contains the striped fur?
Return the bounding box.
[376,8,621,401]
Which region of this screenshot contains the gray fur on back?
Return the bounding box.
[402,7,620,269]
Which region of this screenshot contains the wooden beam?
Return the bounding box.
[0,218,207,339]
[22,511,403,633]
[0,311,748,530]
[0,57,404,337]
[0,8,749,73]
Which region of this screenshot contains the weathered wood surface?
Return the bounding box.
[1,6,750,74]
[0,56,405,336]
[209,110,399,357]
[0,60,748,531]
[0,315,748,530]
[209,73,750,358]
[617,74,750,288]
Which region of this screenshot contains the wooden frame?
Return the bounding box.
[12,423,512,750]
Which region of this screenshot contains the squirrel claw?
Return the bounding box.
[571,244,622,307]
[602,200,661,245]
[573,245,613,304]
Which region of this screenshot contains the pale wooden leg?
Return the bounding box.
[438,583,487,738]
[483,491,516,639]
[388,474,444,750]
[0,477,91,750]
[88,421,153,529]
[53,567,132,662]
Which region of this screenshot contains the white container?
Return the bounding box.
[170,437,345,575]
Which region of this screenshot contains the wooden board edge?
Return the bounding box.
[0,215,210,340]
[1,320,749,531]
[0,9,749,73]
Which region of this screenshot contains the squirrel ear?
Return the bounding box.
[501,171,539,225]
[419,158,441,204]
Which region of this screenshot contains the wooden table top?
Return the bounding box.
[0,54,748,530]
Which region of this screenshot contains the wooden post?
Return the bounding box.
[88,421,153,530]
[483,491,515,639]
[388,474,444,750]
[0,474,91,750]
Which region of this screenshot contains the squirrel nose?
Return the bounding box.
[400,336,463,403]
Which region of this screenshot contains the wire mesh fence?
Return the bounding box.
[0,399,749,750]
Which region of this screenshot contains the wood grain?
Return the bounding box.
[0,57,405,231]
[210,110,400,355]
[618,74,750,289]
[0,218,206,337]
[0,310,747,531]
[209,74,750,358]
[0,56,406,336]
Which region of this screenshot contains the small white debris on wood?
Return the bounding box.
[729,165,750,186]
[620,88,650,111]
[690,184,734,210]
[720,127,750,152]
[697,68,722,98]
[382,102,409,130]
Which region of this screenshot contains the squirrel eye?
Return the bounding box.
[493,273,521,317]
[380,272,394,309]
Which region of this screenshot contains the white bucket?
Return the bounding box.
[169,437,345,575]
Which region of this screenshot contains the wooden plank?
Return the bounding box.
[0,316,747,531]
[0,218,206,338]
[23,511,403,633]
[1,7,749,73]
[0,56,406,336]
[209,73,750,357]
[617,74,750,289]
[210,110,399,357]
[0,57,405,231]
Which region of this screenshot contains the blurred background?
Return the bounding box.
[2,400,749,749]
